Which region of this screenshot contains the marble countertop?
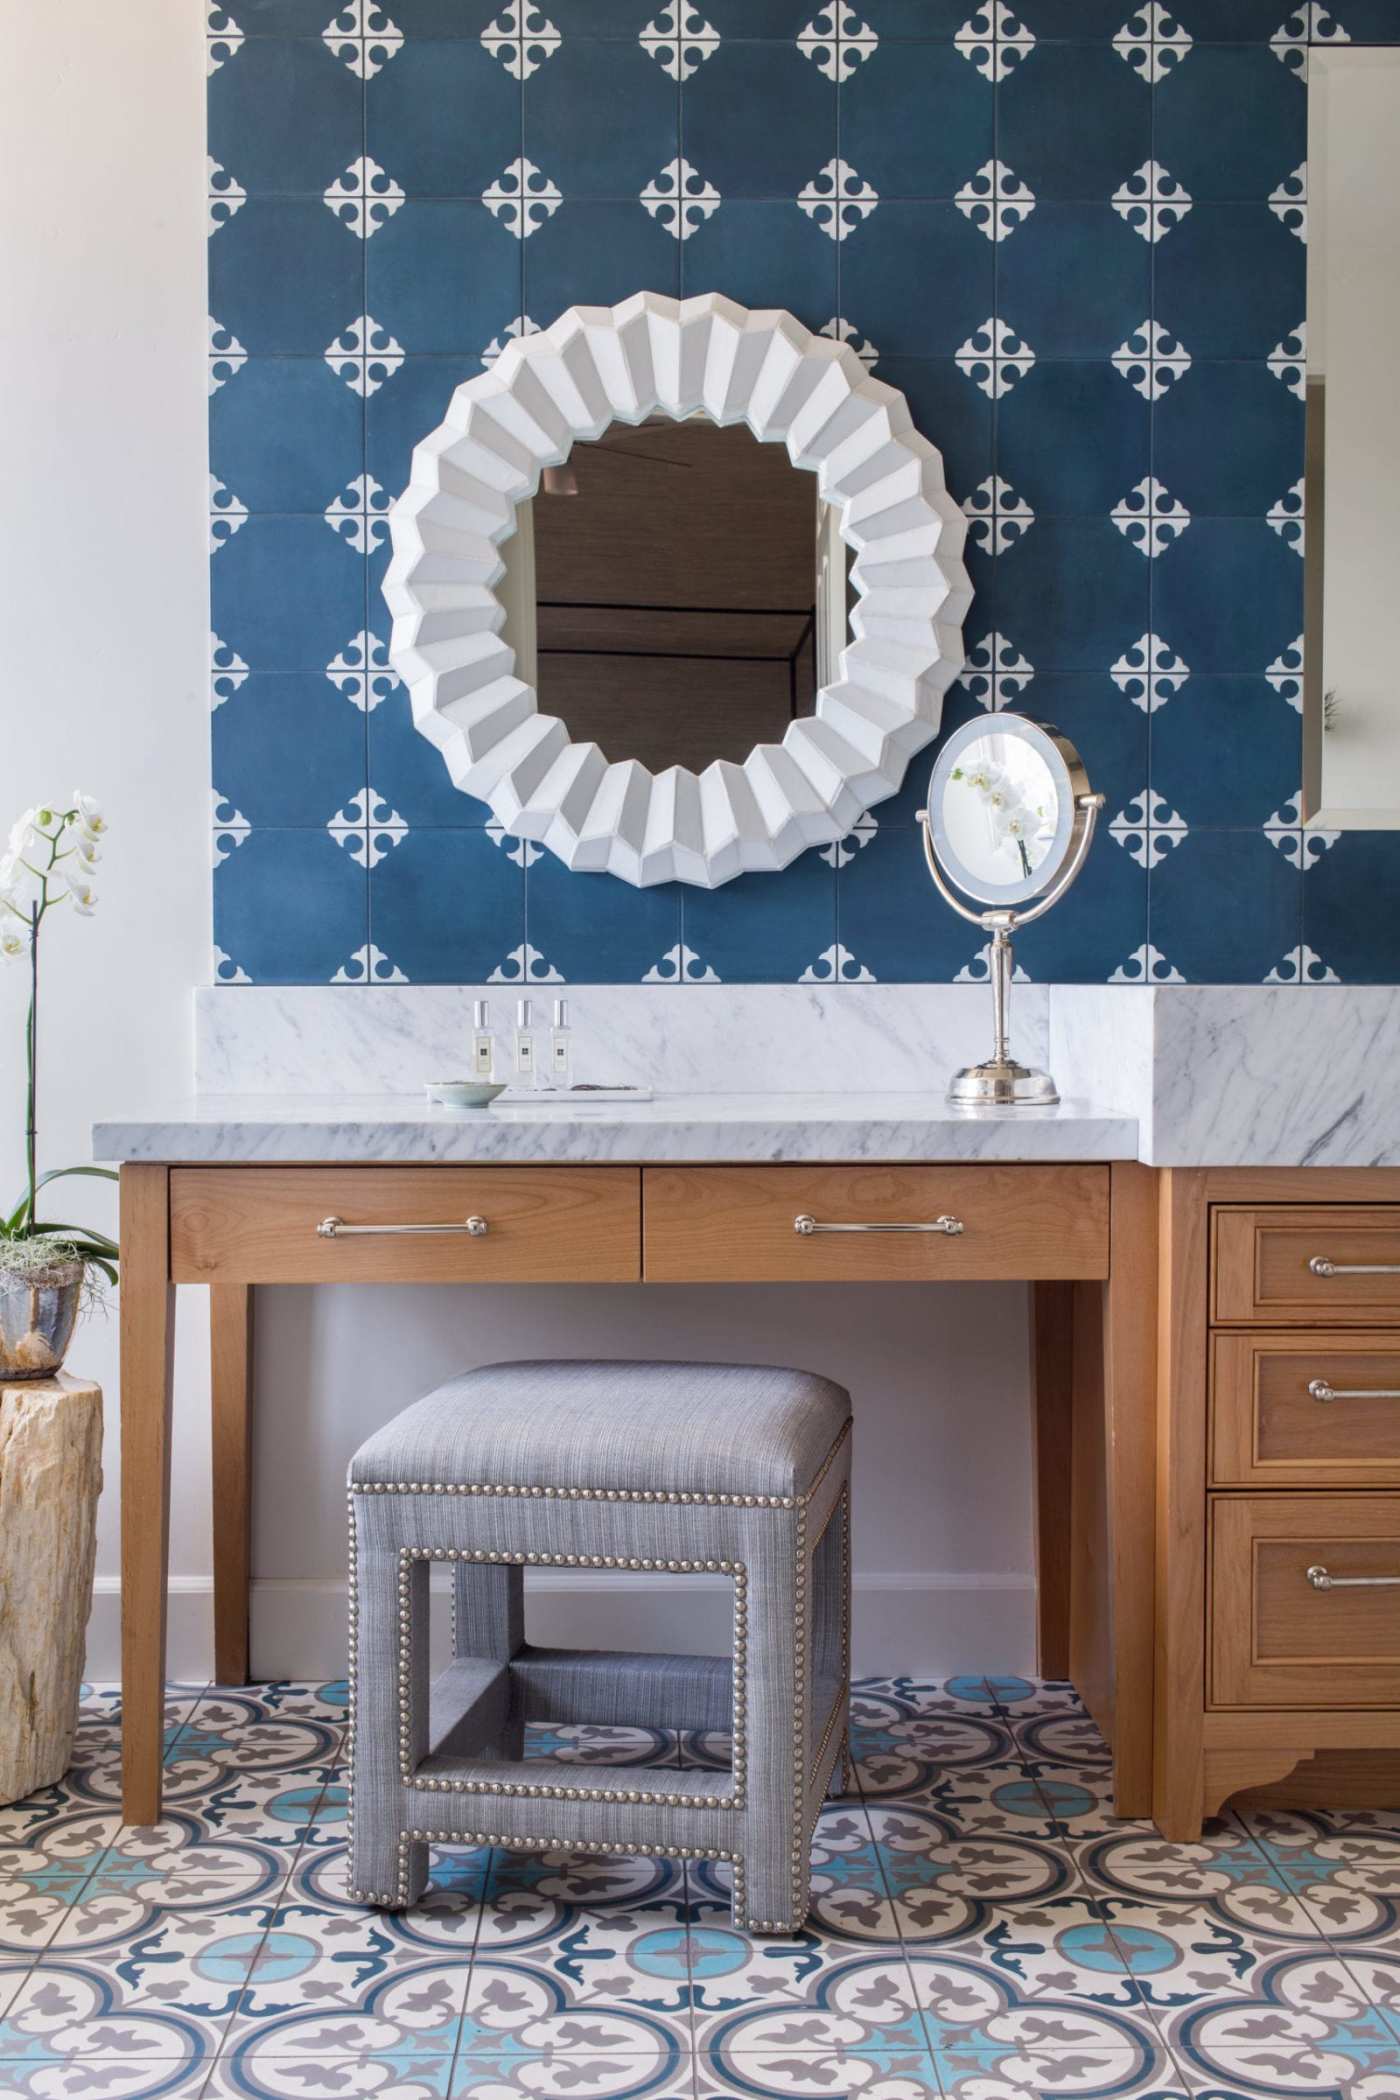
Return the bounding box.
[92,1090,1138,1165]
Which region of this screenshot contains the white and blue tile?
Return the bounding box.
[201,14,1400,981]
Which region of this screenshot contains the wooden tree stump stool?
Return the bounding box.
[0,1372,103,1805]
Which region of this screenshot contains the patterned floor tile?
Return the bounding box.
[692,1952,932,2062]
[852,1705,1020,1803]
[931,2043,1185,2097]
[459,1953,696,2071]
[986,1680,1088,1716]
[695,2046,937,2096]
[1010,1711,1115,1773]
[1070,1819,1299,1925]
[1161,1948,1400,2088]
[1,2059,216,2099]
[1177,2042,1395,2095]
[1241,1810,1400,1947]
[1097,1896,1362,2012]
[463,1858,694,2037]
[0,1865,100,1955]
[855,1676,1003,1719]
[687,1806,904,1947]
[908,1900,1152,2013]
[854,1800,1076,1943]
[161,1701,343,1777]
[222,1956,471,2071]
[454,2050,695,2099]
[7,1679,1386,2100]
[49,1898,275,2014]
[0,1959,224,2065]
[286,1844,492,1951]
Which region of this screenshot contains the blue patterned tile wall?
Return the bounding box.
[207,0,1400,988]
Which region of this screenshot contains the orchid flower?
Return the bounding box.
[0,794,118,1280]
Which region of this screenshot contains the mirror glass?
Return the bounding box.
[927,715,1079,908]
[1305,48,1400,829]
[498,418,850,775]
[940,733,1060,889]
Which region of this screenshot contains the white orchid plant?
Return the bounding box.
[0,796,118,1284]
[950,754,1053,883]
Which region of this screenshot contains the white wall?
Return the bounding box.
[0,4,1037,1684]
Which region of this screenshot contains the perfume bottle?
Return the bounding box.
[550,998,572,1088]
[514,998,537,1087]
[471,999,495,1080]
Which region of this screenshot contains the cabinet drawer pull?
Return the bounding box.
[793,1212,965,1238]
[1306,1563,1400,1591]
[1309,1256,1400,1278]
[316,1214,489,1239]
[1309,1378,1400,1404]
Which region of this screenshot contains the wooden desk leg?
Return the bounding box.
[120,1164,174,1826]
[1101,1160,1157,1819]
[1154,1167,1210,1840]
[1030,1282,1074,1682]
[211,1285,254,1687]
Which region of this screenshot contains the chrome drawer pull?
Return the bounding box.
[316,1214,489,1239]
[793,1213,964,1237]
[1309,1256,1400,1278]
[1309,1379,1400,1404]
[1307,1563,1400,1591]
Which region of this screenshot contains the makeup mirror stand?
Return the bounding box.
[918,792,1104,1109]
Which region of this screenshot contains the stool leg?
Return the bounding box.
[737,1529,809,1935]
[349,1532,427,1909]
[454,1562,526,1759]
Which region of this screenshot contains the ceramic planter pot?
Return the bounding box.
[0,1258,83,1379]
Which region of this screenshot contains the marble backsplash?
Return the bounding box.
[196,982,1400,1169]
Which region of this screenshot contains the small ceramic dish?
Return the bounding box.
[425,1079,506,1110]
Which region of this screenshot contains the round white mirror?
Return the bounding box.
[926,716,1082,910]
[383,292,971,889]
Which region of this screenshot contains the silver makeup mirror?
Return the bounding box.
[919,716,1104,1109]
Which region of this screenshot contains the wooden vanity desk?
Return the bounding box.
[112,1128,1157,1831]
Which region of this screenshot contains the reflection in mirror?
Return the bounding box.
[1305,48,1400,828]
[498,419,849,775]
[941,732,1059,889]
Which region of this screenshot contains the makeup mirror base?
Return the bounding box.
[947,1058,1060,1111]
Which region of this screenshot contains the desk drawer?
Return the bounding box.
[642,1164,1109,1283]
[1214,1207,1400,1325]
[1211,1493,1400,1708]
[1212,1332,1400,1487]
[170,1167,641,1283]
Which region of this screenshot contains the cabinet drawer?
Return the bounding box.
[1213,1207,1400,1325]
[1212,1332,1400,1486]
[642,1164,1109,1283]
[170,1167,641,1283]
[1211,1494,1400,1708]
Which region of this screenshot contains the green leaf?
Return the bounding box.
[30,1223,120,1257]
[6,1167,118,1236]
[31,1165,119,1195]
[84,1255,118,1285]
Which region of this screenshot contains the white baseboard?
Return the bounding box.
[87,1570,1037,1683]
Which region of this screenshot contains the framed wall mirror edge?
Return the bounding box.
[382,291,972,889]
[1303,45,1400,832]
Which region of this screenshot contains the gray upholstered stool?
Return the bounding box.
[346,1358,852,1933]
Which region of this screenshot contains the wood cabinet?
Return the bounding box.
[1211,1493,1400,1708]
[1158,1169,1400,1840]
[1211,1331,1400,1487]
[170,1167,643,1284]
[1213,1206,1400,1324]
[642,1164,1110,1283]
